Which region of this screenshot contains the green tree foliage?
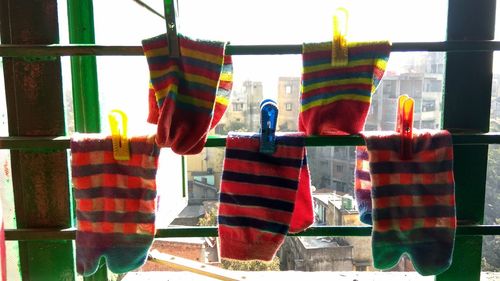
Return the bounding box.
[198,206,281,271]
[221,257,280,271]
[198,206,218,227]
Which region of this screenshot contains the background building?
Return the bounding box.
[277,77,300,132]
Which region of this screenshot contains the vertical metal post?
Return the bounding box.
[438,0,496,280]
[0,0,75,280]
[67,0,100,133]
[66,0,108,280]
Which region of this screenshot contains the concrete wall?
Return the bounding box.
[279,237,354,272]
[304,246,353,271]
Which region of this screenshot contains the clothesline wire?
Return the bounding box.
[131,0,165,19]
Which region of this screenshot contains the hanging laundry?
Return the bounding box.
[299,41,390,135]
[361,130,456,276]
[288,154,313,234]
[142,34,233,155]
[71,134,160,276]
[354,145,373,225]
[218,132,312,261]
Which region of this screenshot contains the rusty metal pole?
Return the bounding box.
[0,0,75,280]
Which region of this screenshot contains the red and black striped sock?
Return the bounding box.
[218,132,310,261]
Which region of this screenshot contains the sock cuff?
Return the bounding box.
[219,235,284,261]
[147,84,160,124]
[301,41,391,104]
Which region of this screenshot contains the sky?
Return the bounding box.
[28,0,498,133]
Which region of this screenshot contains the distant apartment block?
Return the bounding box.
[277,77,300,132]
[224,80,263,132]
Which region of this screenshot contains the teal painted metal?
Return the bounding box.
[4,41,500,57]
[181,156,187,197]
[438,0,496,280]
[67,0,107,280]
[2,133,500,150]
[5,225,500,241]
[67,0,100,133]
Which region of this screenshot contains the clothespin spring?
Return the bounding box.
[332,7,349,67]
[108,109,130,161]
[396,95,414,160]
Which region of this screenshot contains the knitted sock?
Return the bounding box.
[218,132,307,261]
[354,146,373,225]
[364,130,456,276]
[210,55,233,130]
[147,83,159,124]
[142,34,232,155]
[299,41,391,135]
[71,134,160,276]
[289,155,314,233]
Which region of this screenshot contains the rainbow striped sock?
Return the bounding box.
[354,145,373,225]
[71,134,160,276]
[364,130,456,276]
[218,132,308,261]
[142,34,232,155]
[299,41,390,135]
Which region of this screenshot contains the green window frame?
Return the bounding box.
[0,0,499,280]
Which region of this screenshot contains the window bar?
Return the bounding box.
[0,1,76,279]
[67,0,108,280]
[437,0,496,280]
[2,41,500,57]
[1,133,500,150]
[4,225,500,241]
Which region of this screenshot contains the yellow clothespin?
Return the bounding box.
[332,7,349,67]
[108,109,130,161]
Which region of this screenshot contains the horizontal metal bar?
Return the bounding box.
[1,133,500,150]
[5,225,499,241]
[205,133,500,147]
[1,41,500,57]
[0,136,70,150]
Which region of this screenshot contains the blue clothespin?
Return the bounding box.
[259,99,279,154]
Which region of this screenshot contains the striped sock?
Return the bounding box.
[210,55,233,130]
[147,82,159,124]
[71,134,160,276]
[364,130,456,276]
[299,41,390,135]
[142,34,232,155]
[218,132,308,261]
[354,146,373,225]
[289,155,314,233]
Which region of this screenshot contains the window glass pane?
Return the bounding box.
[178,0,447,44]
[84,0,449,276]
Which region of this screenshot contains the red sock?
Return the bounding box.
[299,41,390,135]
[184,55,234,151]
[289,155,314,233]
[354,145,373,225]
[218,132,307,261]
[210,55,233,130]
[147,83,159,124]
[142,34,229,155]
